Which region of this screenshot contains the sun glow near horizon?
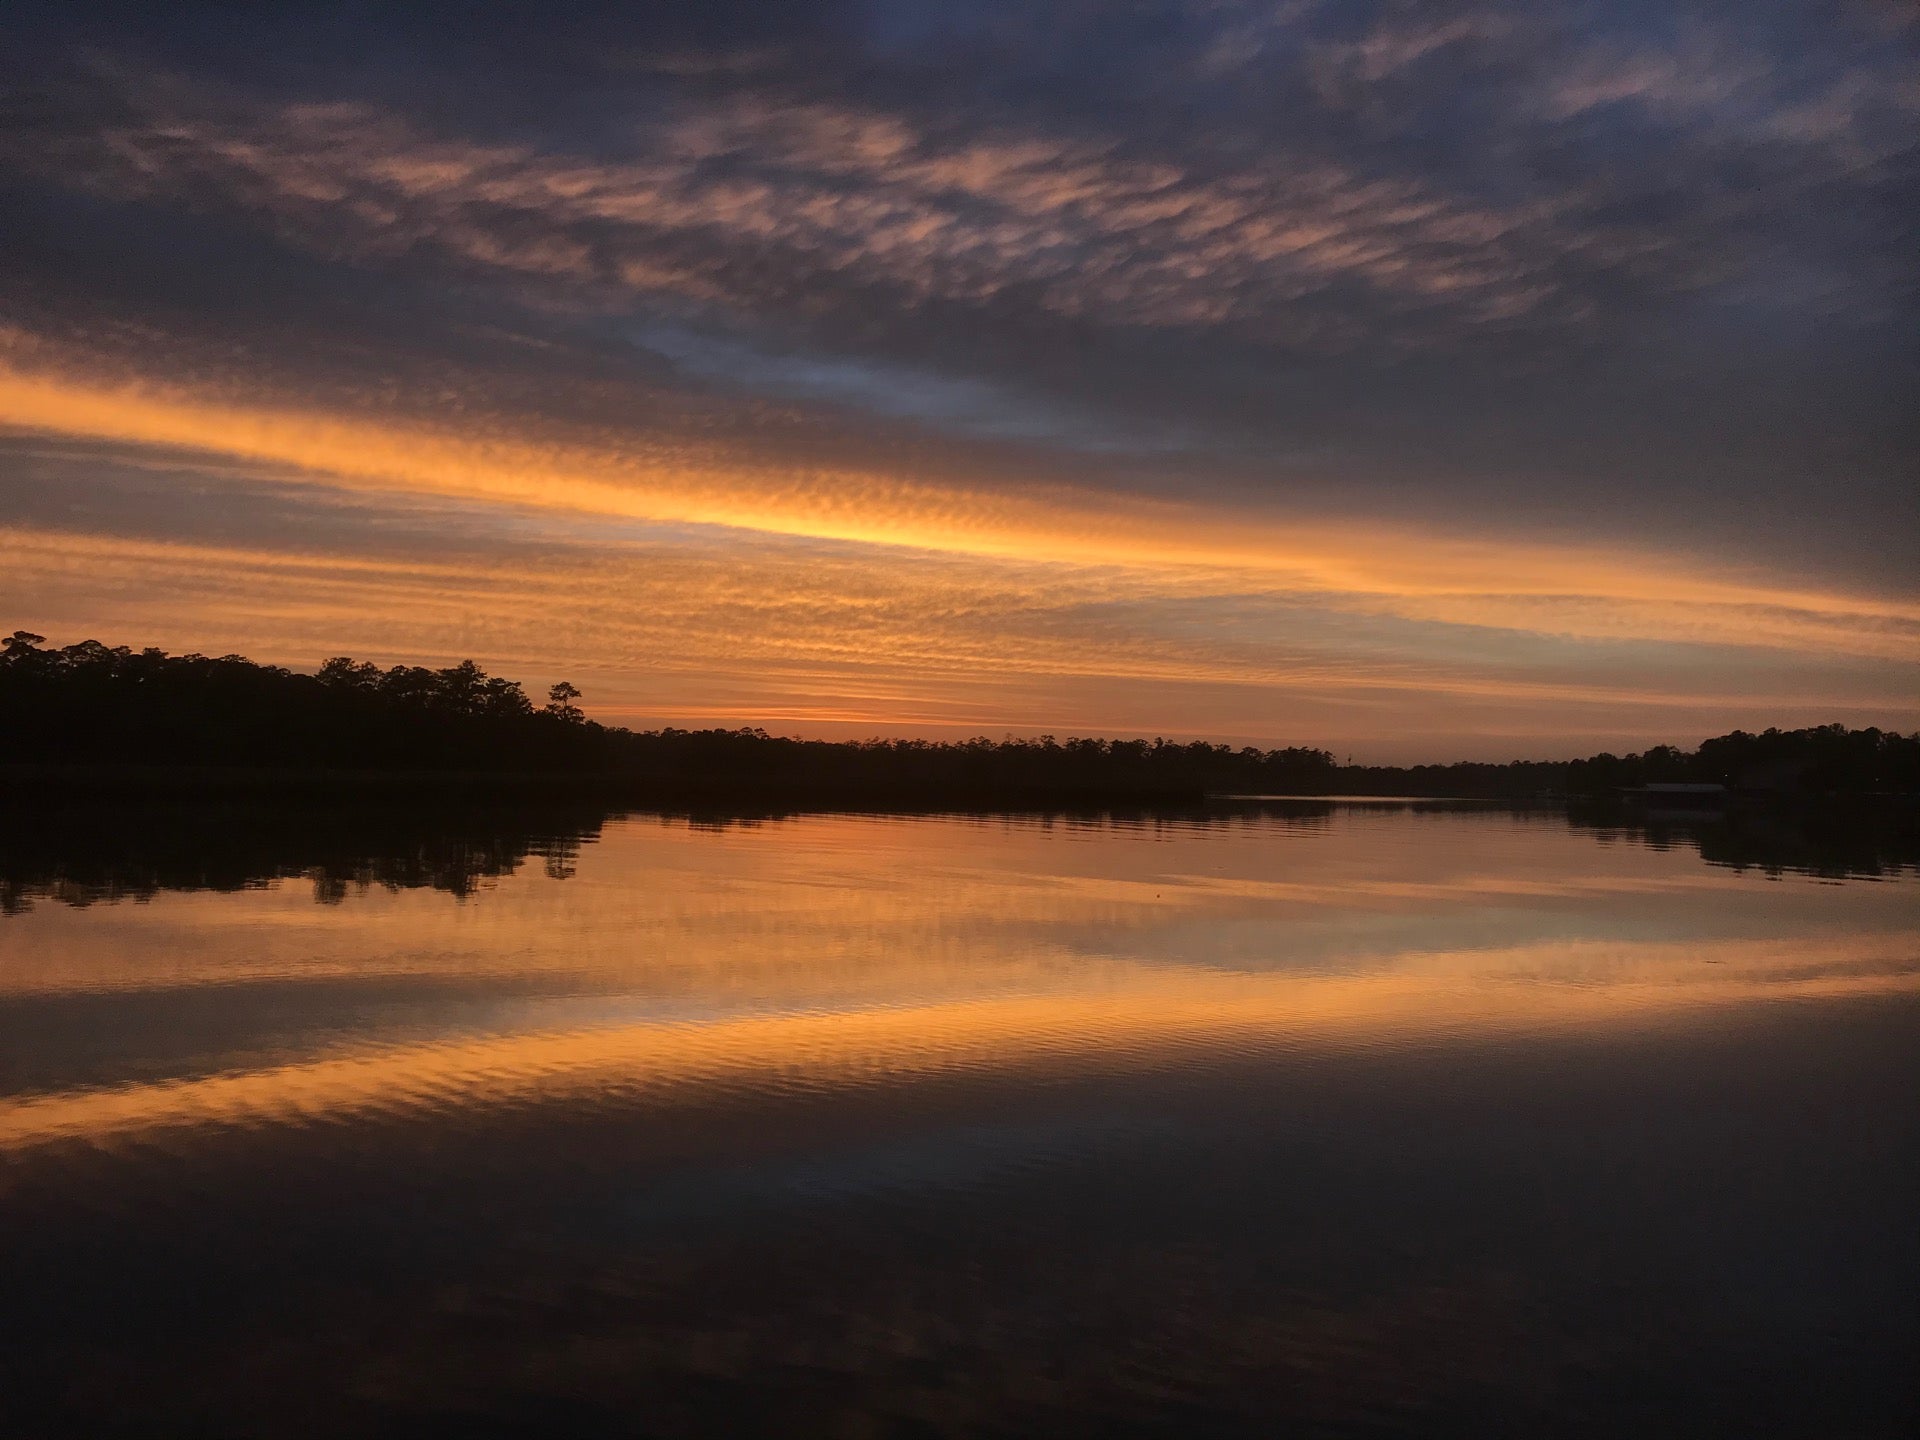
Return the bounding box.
[4,352,1918,759]
[3,9,1915,756]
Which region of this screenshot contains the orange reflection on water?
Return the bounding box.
[3,936,1914,1157]
[2,809,1916,1157]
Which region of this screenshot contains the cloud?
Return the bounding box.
[0,2,1914,752]
[3,17,1908,495]
[631,323,1187,450]
[9,505,1915,759]
[6,343,1918,658]
[39,82,1605,352]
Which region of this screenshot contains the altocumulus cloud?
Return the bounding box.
[0,0,1914,755]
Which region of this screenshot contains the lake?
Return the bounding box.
[2,800,1915,1437]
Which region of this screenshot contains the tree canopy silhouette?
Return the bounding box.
[1,631,600,773]
[2,630,1914,803]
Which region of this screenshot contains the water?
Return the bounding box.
[2,801,1915,1436]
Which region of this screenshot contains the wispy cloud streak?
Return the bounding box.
[0,2,1913,751]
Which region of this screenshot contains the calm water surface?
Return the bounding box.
[2,802,1916,1436]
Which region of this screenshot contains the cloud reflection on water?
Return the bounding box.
[3,805,1915,1153]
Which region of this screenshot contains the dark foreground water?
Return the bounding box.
[2,801,1915,1437]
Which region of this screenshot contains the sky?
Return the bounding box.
[1,1,1915,761]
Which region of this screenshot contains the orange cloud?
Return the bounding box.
[4,350,1916,668]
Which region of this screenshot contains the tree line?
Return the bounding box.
[0,632,604,774]
[1333,727,1920,797]
[3,631,1915,802]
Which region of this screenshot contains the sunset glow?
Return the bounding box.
[5,11,1918,1432]
[2,5,1914,756]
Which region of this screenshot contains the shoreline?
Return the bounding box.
[4,764,1912,815]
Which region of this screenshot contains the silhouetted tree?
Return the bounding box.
[4,628,1914,803]
[2,630,46,662]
